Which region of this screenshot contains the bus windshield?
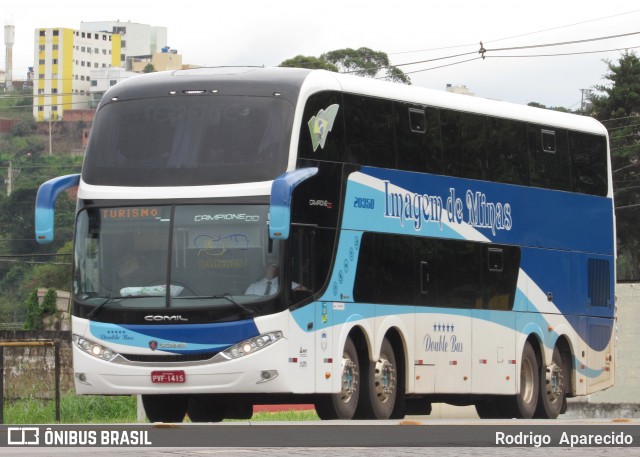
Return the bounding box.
[82,95,293,187]
[74,204,282,310]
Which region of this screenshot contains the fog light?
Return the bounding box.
[257,370,278,384]
[75,372,91,385]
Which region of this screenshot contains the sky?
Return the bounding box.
[2,1,640,109]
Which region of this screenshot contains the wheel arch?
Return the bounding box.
[524,332,544,376]
[554,334,575,396]
[383,327,408,395]
[344,324,371,370]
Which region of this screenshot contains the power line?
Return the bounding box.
[610,144,640,152]
[484,31,640,54]
[364,30,640,77]
[485,44,640,60]
[0,258,71,265]
[0,253,72,257]
[601,114,640,123]
[388,9,640,56]
[606,122,640,131]
[401,57,484,76]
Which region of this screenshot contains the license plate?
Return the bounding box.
[151,370,186,383]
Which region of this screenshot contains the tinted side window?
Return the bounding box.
[570,132,608,196]
[290,226,336,301]
[298,91,345,162]
[432,240,482,308]
[344,94,396,168]
[375,235,415,304]
[486,118,529,186]
[482,245,520,310]
[441,110,486,180]
[353,233,375,303]
[396,103,443,174]
[528,125,571,191]
[353,233,414,304]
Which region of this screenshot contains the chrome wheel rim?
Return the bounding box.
[374,357,396,403]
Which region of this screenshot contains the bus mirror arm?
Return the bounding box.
[35,173,81,244]
[269,167,318,240]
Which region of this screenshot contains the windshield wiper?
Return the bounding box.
[177,294,256,318]
[86,296,123,319]
[86,295,148,319]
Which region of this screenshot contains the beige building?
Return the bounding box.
[445,84,475,96]
[130,48,183,72]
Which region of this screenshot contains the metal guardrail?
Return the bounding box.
[0,339,61,423]
[0,323,24,331]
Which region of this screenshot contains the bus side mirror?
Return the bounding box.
[35,174,80,244]
[269,167,318,240]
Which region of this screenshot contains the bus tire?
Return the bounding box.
[141,394,188,423]
[187,395,226,422]
[475,398,503,419]
[503,342,539,419]
[314,337,360,420]
[359,338,398,420]
[534,346,565,419]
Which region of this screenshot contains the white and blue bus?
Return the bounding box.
[35,67,615,422]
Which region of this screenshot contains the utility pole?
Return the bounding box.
[6,161,20,196]
[580,89,592,112]
[48,114,59,155]
[6,160,12,196]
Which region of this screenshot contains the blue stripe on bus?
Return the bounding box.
[89,320,259,354]
[355,167,614,255]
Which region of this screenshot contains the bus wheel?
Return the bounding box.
[505,342,539,418]
[314,337,360,420]
[141,394,188,423]
[187,395,226,422]
[534,347,565,419]
[475,398,503,419]
[359,338,398,419]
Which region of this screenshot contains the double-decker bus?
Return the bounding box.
[36,67,615,422]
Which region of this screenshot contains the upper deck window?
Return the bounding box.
[83,95,294,187]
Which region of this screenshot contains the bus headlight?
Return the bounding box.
[73,335,118,362]
[217,331,283,360]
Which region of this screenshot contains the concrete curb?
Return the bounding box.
[564,402,640,419]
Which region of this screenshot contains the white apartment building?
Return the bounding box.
[89,67,138,108]
[33,27,121,121]
[80,20,167,68]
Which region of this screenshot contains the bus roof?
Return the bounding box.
[306,70,608,136]
[102,66,607,137]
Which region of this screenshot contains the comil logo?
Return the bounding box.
[8,427,40,445]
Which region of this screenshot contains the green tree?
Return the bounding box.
[527,102,571,113]
[321,47,410,84]
[589,50,640,279]
[279,47,410,84]
[23,288,59,330]
[280,55,338,71]
[143,63,156,73]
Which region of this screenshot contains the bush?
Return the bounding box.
[23,288,59,330]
